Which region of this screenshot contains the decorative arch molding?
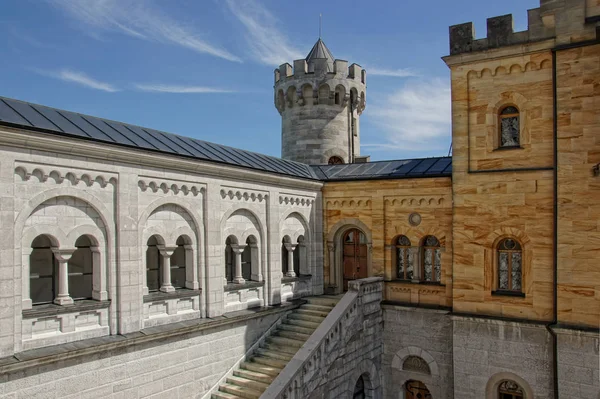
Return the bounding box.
[488,91,529,149]
[280,211,310,242]
[327,218,373,293]
[138,197,204,238]
[220,206,266,241]
[485,372,534,399]
[392,346,440,377]
[343,358,381,399]
[322,148,348,164]
[391,346,441,399]
[488,226,531,247]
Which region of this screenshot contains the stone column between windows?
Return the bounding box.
[284,243,297,278]
[90,246,108,301]
[158,245,176,293]
[230,244,246,284]
[184,244,199,290]
[327,241,335,287]
[52,248,75,305]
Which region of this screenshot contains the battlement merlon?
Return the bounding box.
[274,59,366,84]
[448,0,600,57]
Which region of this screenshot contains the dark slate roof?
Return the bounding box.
[0,96,452,182]
[0,96,318,180]
[311,157,452,181]
[305,38,335,72]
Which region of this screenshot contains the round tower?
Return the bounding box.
[274,39,366,165]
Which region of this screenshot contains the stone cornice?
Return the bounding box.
[0,126,323,191]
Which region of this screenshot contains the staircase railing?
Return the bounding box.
[261,277,384,399]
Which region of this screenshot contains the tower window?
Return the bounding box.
[497,238,522,292]
[499,106,520,147]
[328,156,344,165]
[498,380,524,399]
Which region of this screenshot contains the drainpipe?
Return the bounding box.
[548,33,600,399]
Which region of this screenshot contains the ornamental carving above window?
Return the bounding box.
[498,380,524,398]
[402,356,431,375]
[499,106,520,148]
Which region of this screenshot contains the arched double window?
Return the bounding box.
[498,380,524,399]
[395,235,413,280]
[497,238,523,292]
[499,106,520,148]
[421,236,441,283]
[146,234,190,292]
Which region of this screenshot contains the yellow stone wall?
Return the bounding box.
[322,178,453,308]
[556,44,600,328]
[448,52,555,321]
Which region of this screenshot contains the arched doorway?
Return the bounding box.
[405,380,432,399]
[353,375,365,399]
[342,228,368,290]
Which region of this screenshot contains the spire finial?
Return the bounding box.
[319,14,322,38]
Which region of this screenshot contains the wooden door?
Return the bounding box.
[405,380,432,399]
[342,229,368,290]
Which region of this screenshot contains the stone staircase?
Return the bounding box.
[211,296,340,399]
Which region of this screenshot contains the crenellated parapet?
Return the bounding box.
[274,58,366,115]
[448,0,599,56]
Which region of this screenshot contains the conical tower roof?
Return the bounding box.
[305,38,335,72]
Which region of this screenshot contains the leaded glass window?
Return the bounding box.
[498,380,524,399]
[421,236,441,283]
[497,238,523,292]
[396,235,412,280]
[500,106,520,147]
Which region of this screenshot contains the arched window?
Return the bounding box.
[328,156,344,165]
[171,236,188,289]
[281,236,290,275]
[225,236,237,283]
[405,380,432,399]
[421,236,441,283]
[497,238,523,292]
[499,106,520,147]
[294,235,305,276]
[241,237,254,281]
[498,380,524,399]
[69,236,94,300]
[30,235,57,305]
[146,236,162,292]
[395,235,412,280]
[353,376,365,399]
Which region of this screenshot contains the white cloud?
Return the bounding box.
[134,84,235,94]
[48,0,241,62]
[224,0,303,66]
[33,68,119,92]
[367,67,419,78]
[364,78,451,152]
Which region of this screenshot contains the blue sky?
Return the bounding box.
[0,0,539,161]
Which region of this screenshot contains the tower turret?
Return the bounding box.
[274,39,366,165]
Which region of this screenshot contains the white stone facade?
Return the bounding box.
[0,124,324,358]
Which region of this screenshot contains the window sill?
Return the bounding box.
[23,300,111,319]
[491,290,526,298]
[224,280,265,292]
[281,274,312,283]
[386,280,445,287]
[144,288,201,303]
[493,145,524,151]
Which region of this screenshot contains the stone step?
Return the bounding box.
[233,368,275,384]
[274,329,311,341]
[278,322,315,335]
[305,296,340,307]
[261,341,301,355]
[295,308,331,318]
[288,312,326,324]
[301,303,335,312]
[284,318,321,329]
[240,361,282,377]
[251,354,288,369]
[219,383,262,399]
[211,391,245,399]
[255,347,294,361]
[266,336,305,348]
[226,375,269,392]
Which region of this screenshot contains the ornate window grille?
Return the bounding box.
[328,156,344,165]
[396,235,413,280]
[421,236,441,283]
[497,238,523,292]
[499,106,520,147]
[498,380,524,399]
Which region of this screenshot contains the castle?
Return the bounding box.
[0,1,598,398]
